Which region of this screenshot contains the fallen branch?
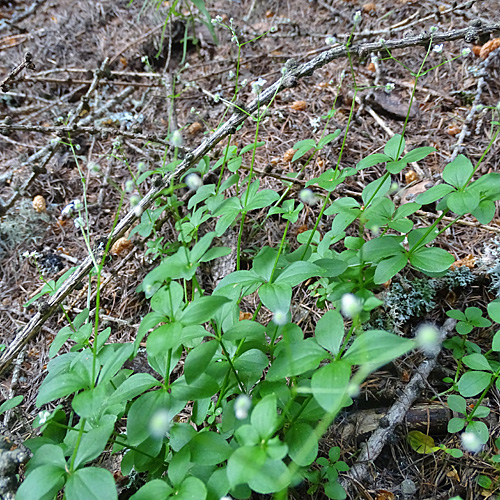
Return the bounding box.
[1,22,499,375]
[340,318,457,497]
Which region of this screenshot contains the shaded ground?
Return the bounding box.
[1,0,500,498]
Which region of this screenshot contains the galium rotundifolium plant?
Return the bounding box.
[16,18,500,500]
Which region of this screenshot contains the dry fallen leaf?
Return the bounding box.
[450,254,475,270]
[32,195,46,213]
[110,237,133,256]
[479,38,500,59]
[405,170,418,184]
[375,490,395,500]
[290,100,307,111]
[367,62,376,72]
[472,45,482,56]
[447,124,461,136]
[187,121,203,135]
[362,2,376,12]
[239,311,252,321]
[283,148,297,162]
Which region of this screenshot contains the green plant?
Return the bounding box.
[443,300,500,451]
[16,19,500,500]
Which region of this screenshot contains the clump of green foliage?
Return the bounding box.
[5,10,500,500]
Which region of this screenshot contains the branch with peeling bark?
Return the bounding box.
[340,318,457,497]
[1,22,499,375]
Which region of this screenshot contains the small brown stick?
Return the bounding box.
[0,52,35,92]
[0,123,169,147]
[1,22,499,375]
[340,318,457,496]
[449,46,500,162]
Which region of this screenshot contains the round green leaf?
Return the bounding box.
[315,309,345,355]
[311,361,351,414]
[344,330,415,367]
[286,423,318,466]
[247,457,291,494]
[184,340,219,383]
[447,189,479,215]
[442,155,473,189]
[374,253,408,284]
[65,467,117,500]
[175,476,207,500]
[189,431,232,465]
[457,371,492,397]
[409,247,454,274]
[227,445,266,487]
[16,464,66,500]
[130,479,173,500]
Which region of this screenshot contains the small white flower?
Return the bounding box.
[353,10,362,25]
[189,107,197,114]
[112,139,122,149]
[270,26,277,33]
[385,82,395,93]
[125,180,135,193]
[326,36,337,46]
[228,70,235,80]
[416,324,440,355]
[88,161,100,174]
[74,216,85,229]
[231,34,238,44]
[379,38,386,44]
[185,173,203,191]
[461,47,471,57]
[149,408,172,439]
[234,394,252,420]
[220,496,233,500]
[213,93,221,103]
[371,54,379,64]
[38,410,51,425]
[137,162,145,172]
[134,205,143,217]
[240,79,248,87]
[461,431,482,453]
[299,188,317,205]
[272,309,289,326]
[74,144,81,151]
[251,77,267,95]
[433,44,443,53]
[130,195,140,207]
[309,117,321,130]
[171,129,183,148]
[475,104,484,111]
[430,26,438,33]
[61,202,74,217]
[347,382,360,398]
[341,293,362,318]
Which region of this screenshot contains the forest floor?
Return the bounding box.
[1,0,500,498]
